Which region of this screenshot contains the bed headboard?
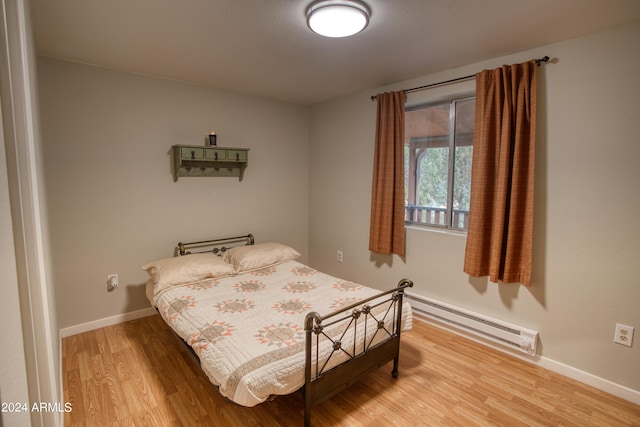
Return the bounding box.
[176,233,254,256]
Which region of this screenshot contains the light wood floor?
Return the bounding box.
[62,314,640,426]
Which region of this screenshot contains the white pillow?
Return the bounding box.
[142,253,235,293]
[222,242,301,273]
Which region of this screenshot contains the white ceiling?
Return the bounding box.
[30,0,640,105]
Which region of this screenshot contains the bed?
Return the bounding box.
[143,234,413,426]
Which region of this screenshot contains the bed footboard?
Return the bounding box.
[303,278,413,427]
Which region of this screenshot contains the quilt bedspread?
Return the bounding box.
[153,260,412,407]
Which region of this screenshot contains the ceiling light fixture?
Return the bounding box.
[306,0,370,38]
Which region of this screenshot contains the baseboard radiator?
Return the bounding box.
[406,292,538,355]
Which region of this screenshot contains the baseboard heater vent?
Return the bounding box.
[406,292,538,355]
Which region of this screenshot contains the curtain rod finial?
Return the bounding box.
[535,56,550,66]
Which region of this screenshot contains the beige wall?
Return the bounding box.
[37,20,639,400]
[38,57,310,329]
[0,107,30,427]
[309,21,640,393]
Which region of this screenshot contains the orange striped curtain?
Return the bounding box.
[369,91,406,257]
[463,62,537,286]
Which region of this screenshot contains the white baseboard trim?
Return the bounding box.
[60,307,157,338]
[535,355,640,405]
[413,316,640,406]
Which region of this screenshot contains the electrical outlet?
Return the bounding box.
[336,250,343,263]
[614,323,634,347]
[107,274,119,290]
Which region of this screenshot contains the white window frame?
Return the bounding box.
[405,96,475,231]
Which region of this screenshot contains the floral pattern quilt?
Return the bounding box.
[154,260,412,406]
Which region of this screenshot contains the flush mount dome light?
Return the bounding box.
[306,0,370,38]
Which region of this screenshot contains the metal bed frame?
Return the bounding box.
[173,234,413,426]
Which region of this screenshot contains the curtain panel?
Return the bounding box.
[464,61,537,286]
[369,91,406,257]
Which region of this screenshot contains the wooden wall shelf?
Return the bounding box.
[172,145,249,181]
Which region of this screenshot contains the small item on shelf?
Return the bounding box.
[208,131,217,146]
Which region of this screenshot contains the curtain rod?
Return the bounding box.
[370,56,549,101]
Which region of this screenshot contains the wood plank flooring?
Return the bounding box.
[62,314,640,426]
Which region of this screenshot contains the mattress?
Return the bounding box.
[150,260,412,406]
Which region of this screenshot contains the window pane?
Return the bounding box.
[405,97,473,230]
[405,104,451,226]
[452,99,475,229]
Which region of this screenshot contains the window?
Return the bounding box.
[405,97,475,230]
